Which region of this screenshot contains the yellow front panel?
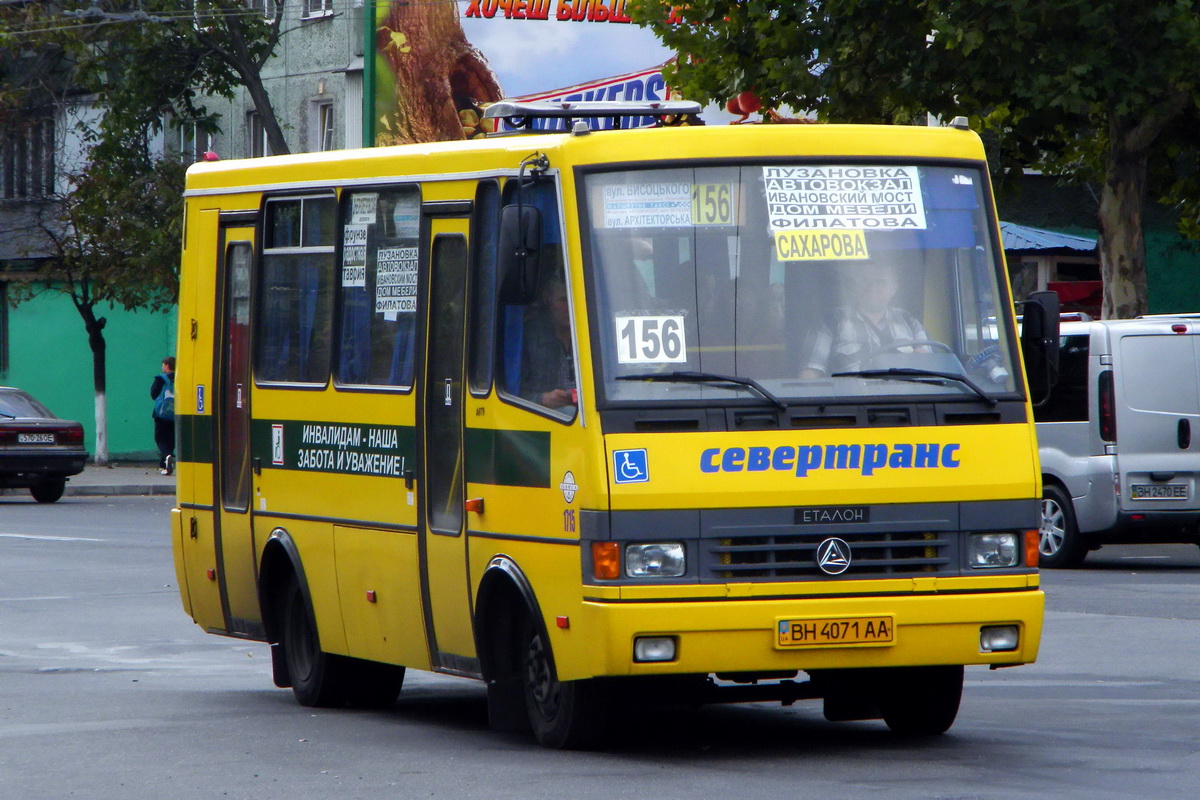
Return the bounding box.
[606,423,1039,510]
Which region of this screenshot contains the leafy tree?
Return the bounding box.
[11,154,185,463]
[60,0,290,156]
[631,0,1200,318]
[1,1,286,461]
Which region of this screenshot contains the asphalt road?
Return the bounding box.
[2,496,1198,799]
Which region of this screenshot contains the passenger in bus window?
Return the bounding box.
[799,265,928,378]
[520,272,576,409]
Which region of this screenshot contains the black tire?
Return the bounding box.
[522,619,609,749]
[30,478,66,504]
[879,665,964,736]
[1039,484,1087,568]
[342,658,406,709]
[280,576,348,707]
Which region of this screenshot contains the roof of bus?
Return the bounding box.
[183,123,987,196]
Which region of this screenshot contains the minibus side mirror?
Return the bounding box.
[1020,290,1061,406]
[497,204,542,304]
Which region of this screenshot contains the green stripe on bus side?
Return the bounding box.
[179,419,553,488]
[464,428,551,489]
[177,414,213,464]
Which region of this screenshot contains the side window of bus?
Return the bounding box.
[257,195,337,384]
[468,180,500,395]
[495,179,575,419]
[335,186,421,388]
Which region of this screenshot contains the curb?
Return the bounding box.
[65,484,176,497]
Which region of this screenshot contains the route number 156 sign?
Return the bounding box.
[615,315,687,364]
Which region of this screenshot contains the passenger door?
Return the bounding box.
[212,220,261,635]
[418,212,476,671]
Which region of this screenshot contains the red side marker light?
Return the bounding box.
[556,616,570,629]
[366,590,377,603]
[206,569,216,581]
[1173,324,1188,334]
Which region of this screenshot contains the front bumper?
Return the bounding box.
[553,583,1044,681]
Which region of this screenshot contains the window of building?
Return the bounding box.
[2,118,55,199]
[314,101,335,152]
[303,0,334,18]
[256,195,337,385]
[247,112,270,158]
[176,120,209,163]
[335,186,421,388]
[245,0,281,17]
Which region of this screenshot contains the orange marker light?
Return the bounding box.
[464,497,485,514]
[592,541,620,580]
[1024,529,1039,568]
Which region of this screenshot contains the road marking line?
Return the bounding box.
[0,533,105,542]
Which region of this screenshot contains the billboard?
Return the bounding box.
[368,1,734,146]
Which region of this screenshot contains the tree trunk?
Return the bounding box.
[80,304,109,465]
[215,8,290,156]
[1096,127,1149,320]
[242,69,290,156]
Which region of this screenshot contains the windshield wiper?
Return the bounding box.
[830,367,997,407]
[617,370,788,410]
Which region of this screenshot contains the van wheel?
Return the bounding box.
[879,665,963,735]
[30,478,66,504]
[521,619,609,749]
[1039,485,1087,568]
[280,576,348,707]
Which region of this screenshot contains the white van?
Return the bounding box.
[1035,316,1200,566]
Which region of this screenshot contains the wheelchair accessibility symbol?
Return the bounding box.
[613,449,649,484]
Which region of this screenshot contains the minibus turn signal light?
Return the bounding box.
[1024,529,1039,567]
[592,542,620,580]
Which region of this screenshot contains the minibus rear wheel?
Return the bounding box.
[280,575,348,707]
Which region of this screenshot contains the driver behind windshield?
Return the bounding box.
[799,264,929,378]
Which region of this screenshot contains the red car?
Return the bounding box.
[0,387,88,503]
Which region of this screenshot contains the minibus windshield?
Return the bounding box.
[583,163,1019,407]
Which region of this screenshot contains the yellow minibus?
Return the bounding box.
[173,102,1053,748]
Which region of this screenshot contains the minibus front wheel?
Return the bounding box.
[878,665,963,735]
[521,619,610,749]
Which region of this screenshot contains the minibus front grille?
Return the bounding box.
[707,532,950,579]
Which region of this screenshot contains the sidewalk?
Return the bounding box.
[62,463,176,497]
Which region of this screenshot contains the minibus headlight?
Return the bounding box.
[625,543,686,578]
[967,532,1020,568]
